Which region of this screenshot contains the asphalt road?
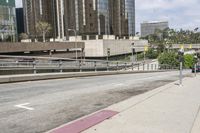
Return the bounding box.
[0,71,191,133]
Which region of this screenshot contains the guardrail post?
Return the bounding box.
[33,61,37,74]
[59,60,63,73]
[107,62,109,71]
[79,60,82,72]
[94,61,97,72]
[116,62,119,71]
[124,63,127,70]
[143,63,145,71]
[132,63,134,71]
[16,61,19,67]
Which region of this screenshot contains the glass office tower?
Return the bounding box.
[125,0,135,36]
[97,0,110,35]
[0,0,16,42]
[23,0,136,39]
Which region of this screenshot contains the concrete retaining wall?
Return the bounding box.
[0,71,165,84]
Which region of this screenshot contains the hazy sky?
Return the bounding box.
[15,0,22,7]
[15,0,200,32]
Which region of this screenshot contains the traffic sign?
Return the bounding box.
[144,46,148,52]
[180,45,184,49]
[189,44,192,49]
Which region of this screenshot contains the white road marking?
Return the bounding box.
[114,83,124,86]
[110,83,125,87]
[15,103,34,111]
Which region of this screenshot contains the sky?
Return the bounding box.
[15,0,200,32]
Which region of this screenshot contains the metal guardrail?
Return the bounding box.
[0,55,176,74]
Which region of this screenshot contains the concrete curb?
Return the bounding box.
[0,70,168,84]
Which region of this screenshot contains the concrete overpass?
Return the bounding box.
[133,44,200,51]
[0,42,85,58]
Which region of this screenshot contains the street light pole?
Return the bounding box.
[194,27,199,46]
[178,48,184,86]
[68,29,78,60]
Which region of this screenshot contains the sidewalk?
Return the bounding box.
[81,75,200,133]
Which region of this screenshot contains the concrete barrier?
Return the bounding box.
[0,70,168,84]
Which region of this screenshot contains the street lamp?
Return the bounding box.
[68,29,78,60]
[194,27,199,44]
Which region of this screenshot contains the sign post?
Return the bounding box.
[194,55,198,77]
[178,48,184,86]
[131,43,135,63]
[107,48,110,62]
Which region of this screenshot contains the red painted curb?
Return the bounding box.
[50,110,119,133]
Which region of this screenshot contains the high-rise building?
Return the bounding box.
[0,0,17,42]
[23,0,135,41]
[16,8,25,35]
[141,21,169,37]
[23,0,54,40]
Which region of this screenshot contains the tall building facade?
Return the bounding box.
[0,0,17,42]
[23,0,54,39]
[16,8,25,34]
[141,21,169,37]
[23,0,135,41]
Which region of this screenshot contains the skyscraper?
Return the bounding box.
[0,0,17,42]
[141,21,169,37]
[23,0,54,40]
[23,0,135,41]
[16,8,25,34]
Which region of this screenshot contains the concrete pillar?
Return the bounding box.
[96,35,99,40]
[86,35,89,40]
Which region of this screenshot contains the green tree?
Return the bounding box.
[19,33,29,41]
[158,52,179,68]
[36,21,52,42]
[184,54,195,68]
[146,48,159,59]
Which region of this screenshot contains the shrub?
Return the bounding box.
[158,52,179,68]
[184,54,195,68]
[146,48,159,59]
